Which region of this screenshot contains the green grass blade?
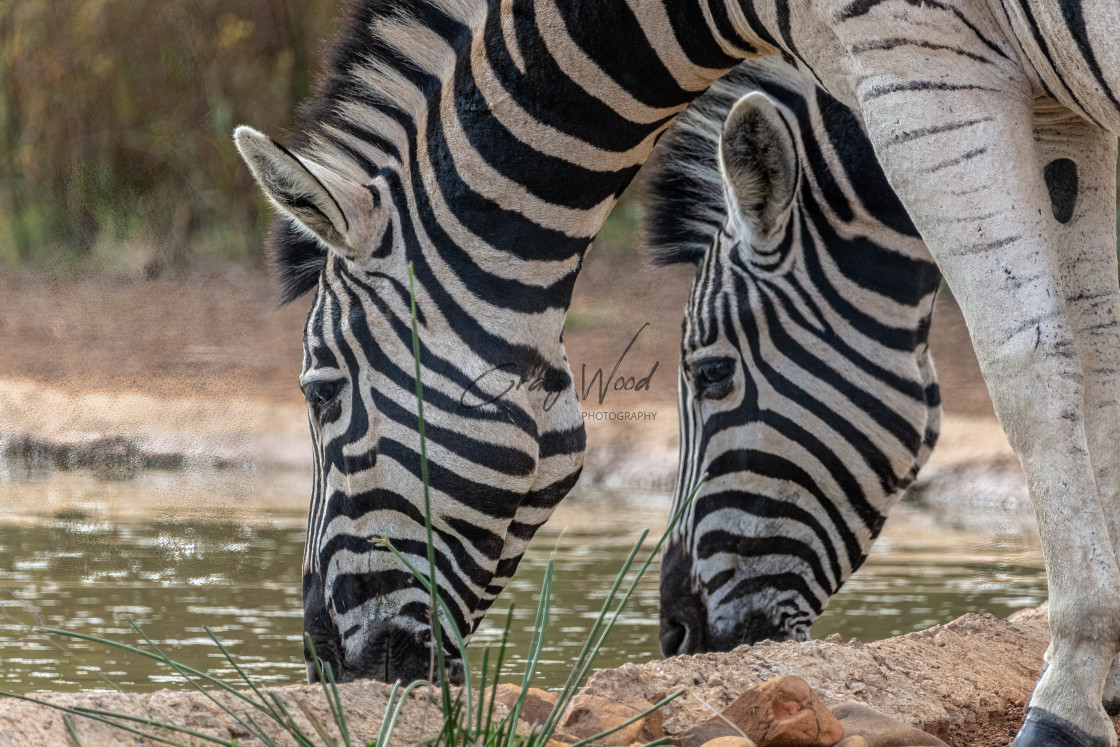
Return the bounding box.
[538,534,644,741]
[303,634,351,747]
[407,264,456,719]
[42,627,269,716]
[373,680,402,747]
[483,606,515,741]
[378,680,426,746]
[376,538,473,688]
[203,625,284,724]
[325,661,352,747]
[476,644,491,738]
[63,714,84,747]
[568,474,707,693]
[540,474,707,742]
[498,556,553,746]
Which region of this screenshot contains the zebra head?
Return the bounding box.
[232,123,587,684]
[645,61,943,655]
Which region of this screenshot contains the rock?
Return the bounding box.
[701,737,758,747]
[557,693,664,746]
[711,675,844,747]
[489,684,558,729]
[836,738,869,747]
[681,720,744,747]
[831,703,948,747]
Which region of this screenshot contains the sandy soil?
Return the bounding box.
[0,605,1083,747]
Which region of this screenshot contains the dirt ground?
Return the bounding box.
[0,605,1082,747]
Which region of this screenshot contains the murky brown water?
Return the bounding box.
[0,468,1045,694]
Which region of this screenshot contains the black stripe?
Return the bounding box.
[699,531,835,596]
[1012,0,1101,127]
[1058,0,1120,117]
[691,489,845,584]
[552,0,695,109]
[664,0,742,69]
[851,38,994,65]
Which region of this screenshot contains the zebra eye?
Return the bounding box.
[304,379,343,409]
[693,358,735,399]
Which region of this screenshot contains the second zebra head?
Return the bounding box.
[647,60,943,655]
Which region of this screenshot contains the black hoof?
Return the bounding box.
[1012,708,1111,747]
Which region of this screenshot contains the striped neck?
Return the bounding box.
[289,0,773,279]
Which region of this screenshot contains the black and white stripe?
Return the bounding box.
[642,59,942,653]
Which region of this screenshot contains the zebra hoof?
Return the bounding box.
[1012,708,1112,747]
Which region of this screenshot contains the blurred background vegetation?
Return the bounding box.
[0,0,339,274]
[0,0,643,277]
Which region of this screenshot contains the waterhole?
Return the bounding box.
[0,468,1044,693]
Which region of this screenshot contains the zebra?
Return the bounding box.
[642,58,943,656]
[233,1,1120,743]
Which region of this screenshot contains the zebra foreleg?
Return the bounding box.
[856,74,1120,747]
[1034,102,1120,719]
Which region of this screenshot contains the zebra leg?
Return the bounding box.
[856,77,1120,747]
[1033,102,1120,716]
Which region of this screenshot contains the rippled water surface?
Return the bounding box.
[0,468,1045,693]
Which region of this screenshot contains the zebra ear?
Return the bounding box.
[234,126,383,261]
[718,92,798,241]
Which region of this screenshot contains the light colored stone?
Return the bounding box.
[836,738,870,747]
[712,675,842,747]
[556,693,664,746]
[701,737,758,747]
[830,703,948,747]
[489,683,558,729]
[681,720,744,747]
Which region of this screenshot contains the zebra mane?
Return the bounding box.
[267,0,468,303]
[642,60,802,267]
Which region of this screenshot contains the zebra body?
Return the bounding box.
[643,59,942,654]
[234,1,1120,743]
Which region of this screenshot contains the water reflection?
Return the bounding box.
[0,471,1045,693]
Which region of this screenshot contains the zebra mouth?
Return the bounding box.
[330,622,465,685]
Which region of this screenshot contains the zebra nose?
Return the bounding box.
[709,609,790,650]
[659,618,691,656]
[658,541,708,656]
[343,623,464,685]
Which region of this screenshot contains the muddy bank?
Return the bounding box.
[2,371,1023,501]
[0,606,1052,746]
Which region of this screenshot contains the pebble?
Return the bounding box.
[830,702,948,747]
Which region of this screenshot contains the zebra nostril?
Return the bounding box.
[659,619,689,657]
